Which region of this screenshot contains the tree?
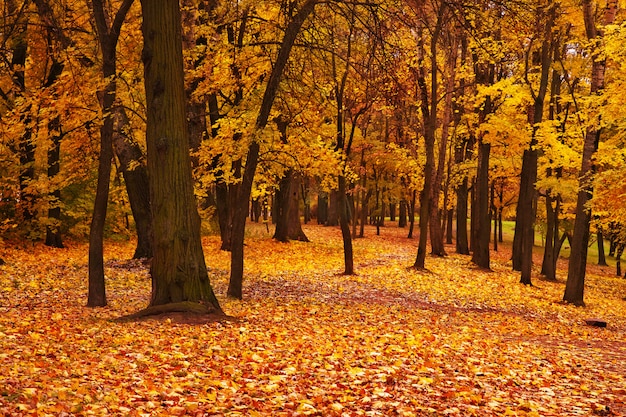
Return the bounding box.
[512,1,557,285]
[272,116,309,243]
[139,0,221,313]
[111,107,153,259]
[87,0,135,307]
[227,0,319,299]
[564,0,617,306]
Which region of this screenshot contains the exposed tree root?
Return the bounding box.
[116,301,231,324]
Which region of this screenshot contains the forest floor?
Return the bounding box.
[1,223,625,416]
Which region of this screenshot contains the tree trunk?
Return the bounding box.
[141,0,221,311]
[514,4,555,285]
[471,141,491,269]
[456,176,470,254]
[359,189,371,238]
[317,192,328,225]
[228,0,318,299]
[10,5,35,225]
[446,209,454,245]
[302,178,311,224]
[327,190,340,226]
[339,176,354,275]
[273,173,291,242]
[541,193,558,281]
[491,181,497,252]
[429,27,457,257]
[87,0,135,307]
[273,170,308,242]
[287,173,308,241]
[408,190,416,239]
[413,20,438,269]
[399,199,407,228]
[616,244,624,276]
[112,107,153,259]
[45,115,64,248]
[564,0,616,306]
[597,230,608,266]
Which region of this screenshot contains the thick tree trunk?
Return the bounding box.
[112,107,153,259]
[286,173,308,241]
[273,170,308,242]
[141,0,221,311]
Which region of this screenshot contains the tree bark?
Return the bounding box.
[227,0,318,299]
[141,0,221,311]
[513,4,555,286]
[338,176,354,275]
[317,192,328,225]
[564,0,616,306]
[408,189,416,239]
[429,24,457,257]
[11,11,36,224]
[88,0,134,307]
[274,170,309,242]
[398,199,407,228]
[597,229,608,266]
[112,107,153,259]
[456,175,470,254]
[471,140,491,269]
[470,56,494,269]
[286,172,309,241]
[541,191,559,281]
[45,115,64,248]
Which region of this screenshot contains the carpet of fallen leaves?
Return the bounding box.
[1,223,625,417]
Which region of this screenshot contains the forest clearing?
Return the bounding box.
[1,223,625,416]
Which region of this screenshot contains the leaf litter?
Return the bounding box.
[0,224,625,416]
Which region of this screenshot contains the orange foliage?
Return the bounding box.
[1,224,625,416]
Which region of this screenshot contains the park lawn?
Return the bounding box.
[1,223,625,416]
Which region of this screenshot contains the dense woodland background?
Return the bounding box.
[2,0,626,310]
